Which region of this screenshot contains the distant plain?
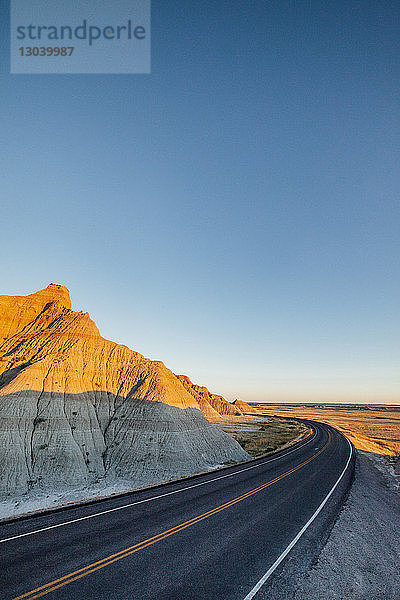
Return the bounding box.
[251,405,400,456]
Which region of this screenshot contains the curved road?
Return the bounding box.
[0,421,354,600]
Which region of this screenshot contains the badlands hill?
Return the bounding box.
[232,399,258,414]
[0,284,248,499]
[176,375,243,420]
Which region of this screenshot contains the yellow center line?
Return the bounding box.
[13,433,331,600]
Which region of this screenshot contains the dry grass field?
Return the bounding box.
[218,417,310,457]
[252,405,400,456]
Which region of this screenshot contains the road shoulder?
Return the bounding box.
[294,452,400,600]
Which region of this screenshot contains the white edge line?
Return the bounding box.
[0,430,318,544]
[242,434,353,600]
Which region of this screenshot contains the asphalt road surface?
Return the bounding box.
[0,421,354,600]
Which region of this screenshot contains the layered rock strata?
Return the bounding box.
[0,284,249,498]
[232,399,259,414]
[176,375,243,419]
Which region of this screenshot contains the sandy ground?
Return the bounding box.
[0,480,136,521]
[294,452,400,600]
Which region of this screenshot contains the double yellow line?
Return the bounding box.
[14,434,330,600]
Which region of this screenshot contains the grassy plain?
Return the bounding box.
[218,417,310,457]
[252,405,400,456]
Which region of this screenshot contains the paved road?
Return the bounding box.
[0,421,354,600]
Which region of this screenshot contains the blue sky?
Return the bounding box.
[1,1,399,403]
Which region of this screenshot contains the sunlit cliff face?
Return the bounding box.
[0,284,249,498]
[0,284,199,406]
[0,284,247,414]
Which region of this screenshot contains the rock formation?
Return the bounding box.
[176,375,243,419]
[0,284,249,499]
[232,399,258,414]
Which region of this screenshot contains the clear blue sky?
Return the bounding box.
[1,1,399,403]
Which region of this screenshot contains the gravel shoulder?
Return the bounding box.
[294,452,400,600]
